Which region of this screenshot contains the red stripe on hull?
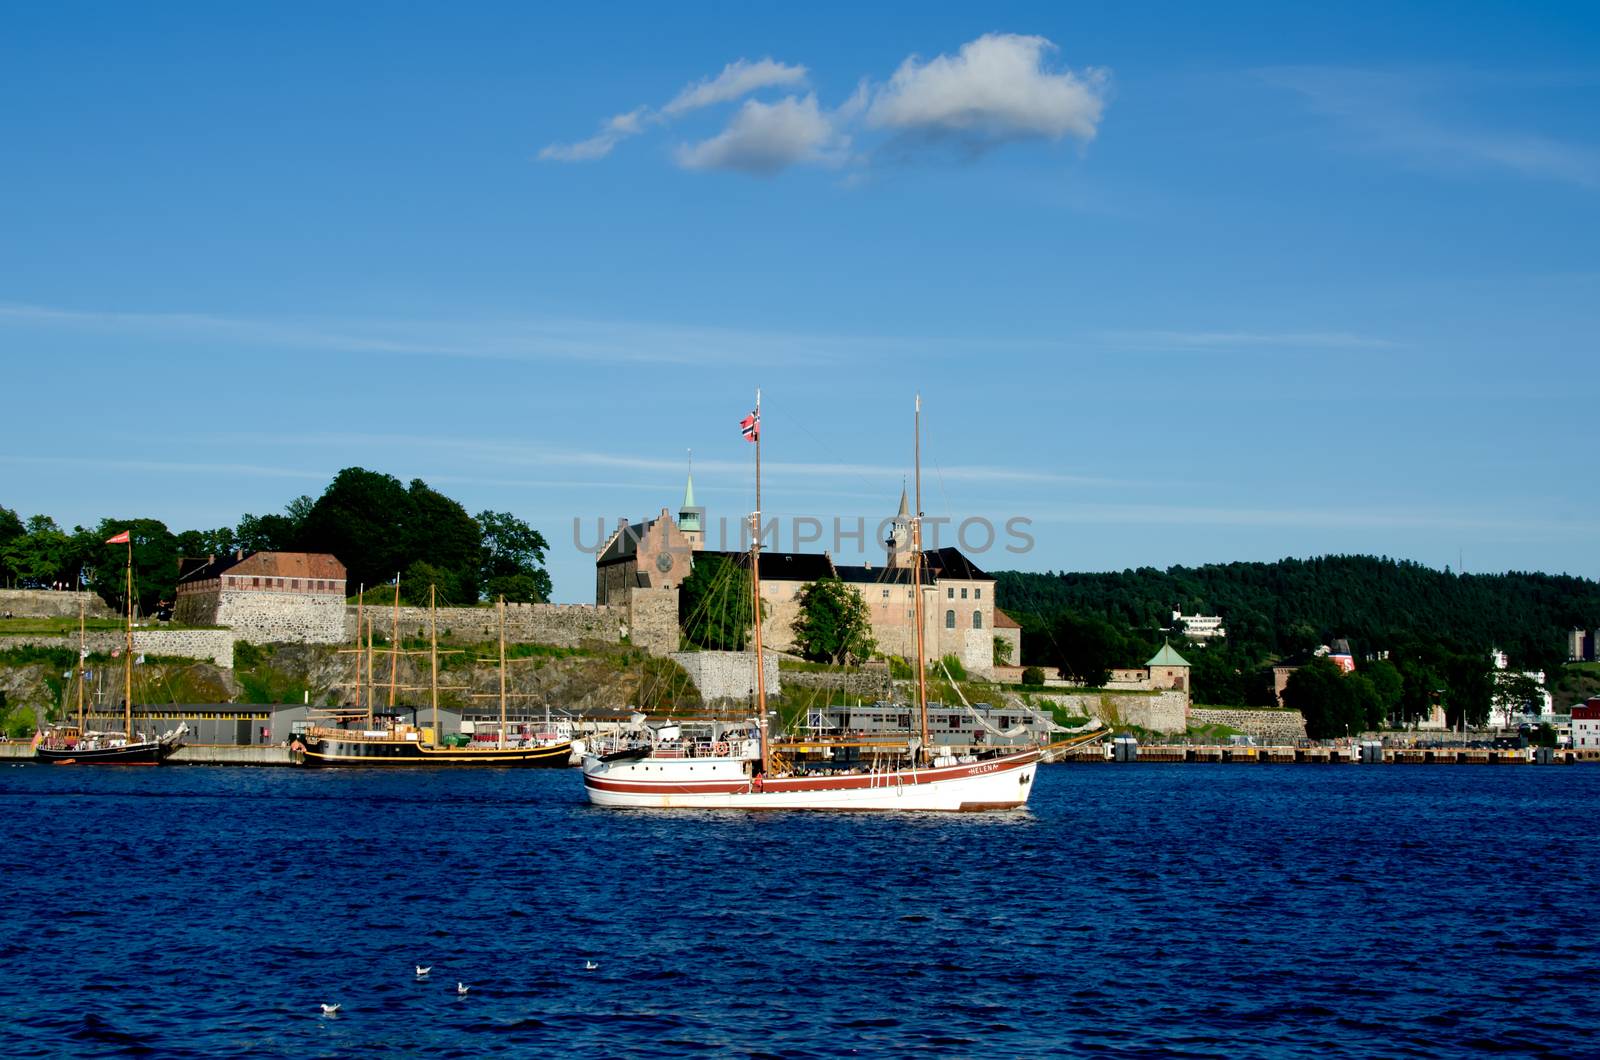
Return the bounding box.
[584,749,1039,796]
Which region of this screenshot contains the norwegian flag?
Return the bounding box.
[105,530,131,544]
[740,409,759,442]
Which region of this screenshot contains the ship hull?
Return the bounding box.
[35,739,178,765]
[292,735,574,768]
[582,748,1039,811]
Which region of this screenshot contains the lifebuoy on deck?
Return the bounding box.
[715,742,730,756]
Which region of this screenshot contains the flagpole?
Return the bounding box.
[751,387,767,775]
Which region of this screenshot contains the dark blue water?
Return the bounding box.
[3,763,1595,1058]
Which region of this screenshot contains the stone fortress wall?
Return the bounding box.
[218,591,347,645]
[0,589,115,619]
[1188,707,1308,741]
[670,651,781,703]
[339,592,679,657]
[0,629,235,668]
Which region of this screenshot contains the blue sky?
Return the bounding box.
[2,2,1596,601]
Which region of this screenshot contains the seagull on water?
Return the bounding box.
[320,1003,341,1016]
[415,965,431,978]
[584,960,599,971]
[456,982,470,995]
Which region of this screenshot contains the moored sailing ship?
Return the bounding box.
[34,532,188,765]
[291,588,577,768]
[581,393,1040,811]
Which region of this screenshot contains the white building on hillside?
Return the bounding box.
[1489,649,1553,728]
[1172,610,1226,640]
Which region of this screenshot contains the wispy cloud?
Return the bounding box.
[1097,328,1400,352]
[0,454,329,480]
[1259,65,1600,188]
[543,32,1109,176]
[539,57,808,162]
[1028,500,1569,534]
[0,301,918,367]
[220,430,1120,487]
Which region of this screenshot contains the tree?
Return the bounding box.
[1049,612,1123,688]
[477,510,553,603]
[87,518,179,615]
[790,577,876,664]
[1282,657,1366,739]
[0,505,24,585]
[1021,666,1045,686]
[1442,652,1492,729]
[1363,659,1404,727]
[993,635,1013,666]
[297,468,414,592]
[3,515,77,589]
[680,555,756,651]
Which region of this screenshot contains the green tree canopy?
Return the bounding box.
[790,577,876,664]
[680,555,756,651]
[1282,657,1367,740]
[89,518,179,616]
[478,510,553,603]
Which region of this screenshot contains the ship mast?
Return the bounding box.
[389,573,400,709]
[429,584,439,742]
[498,596,508,751]
[76,598,86,734]
[123,534,133,742]
[355,583,364,718]
[912,394,930,766]
[750,387,767,774]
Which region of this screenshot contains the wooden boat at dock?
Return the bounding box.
[34,532,188,766]
[291,587,576,768]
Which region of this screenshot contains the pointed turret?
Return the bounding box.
[678,460,703,550]
[885,482,912,569]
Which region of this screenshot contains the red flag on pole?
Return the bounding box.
[740,410,759,442]
[105,530,131,544]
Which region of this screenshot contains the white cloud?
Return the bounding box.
[675,94,844,174]
[540,33,1111,174]
[662,58,808,116]
[865,33,1108,149]
[538,107,650,162]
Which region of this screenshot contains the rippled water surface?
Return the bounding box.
[3,762,1596,1057]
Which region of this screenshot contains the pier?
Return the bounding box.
[1050,739,1587,765]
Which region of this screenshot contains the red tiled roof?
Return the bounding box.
[992,607,1021,629]
[230,552,346,580]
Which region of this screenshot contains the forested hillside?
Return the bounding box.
[995,556,1600,723]
[995,556,1599,671]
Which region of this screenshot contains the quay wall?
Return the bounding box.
[1190,707,1308,741]
[0,629,235,668]
[0,589,114,620]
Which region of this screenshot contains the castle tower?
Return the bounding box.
[678,464,704,551]
[885,484,912,569]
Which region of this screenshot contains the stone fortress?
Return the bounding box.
[596,475,1023,677]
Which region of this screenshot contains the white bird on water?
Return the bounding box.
[320,1003,341,1016]
[456,982,470,996]
[415,965,431,978]
[584,960,599,971]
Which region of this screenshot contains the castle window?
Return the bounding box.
[945,610,955,629]
[973,611,982,629]
[961,587,968,599]
[252,577,260,587]
[947,588,953,599]
[292,579,300,589]
[975,588,982,600]
[881,589,889,599]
